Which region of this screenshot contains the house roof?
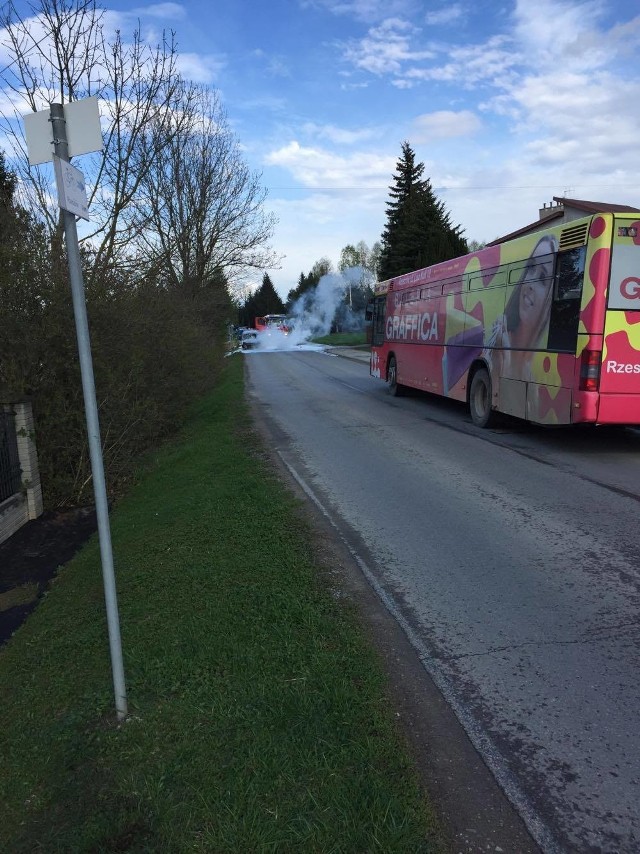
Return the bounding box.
[487,196,640,246]
[556,196,640,214]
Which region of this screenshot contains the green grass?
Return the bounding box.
[0,356,443,853]
[312,331,368,346]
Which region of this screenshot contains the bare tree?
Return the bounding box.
[0,0,186,278]
[0,0,103,231]
[135,84,278,294]
[86,28,191,281]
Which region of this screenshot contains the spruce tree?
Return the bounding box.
[285,258,333,311]
[240,273,285,325]
[378,142,468,280]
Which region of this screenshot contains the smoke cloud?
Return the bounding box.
[249,267,372,352]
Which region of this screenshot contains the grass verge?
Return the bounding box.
[312,331,367,347]
[0,355,443,853]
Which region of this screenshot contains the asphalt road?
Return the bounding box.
[244,346,640,854]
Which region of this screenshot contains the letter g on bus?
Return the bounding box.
[620,277,640,299]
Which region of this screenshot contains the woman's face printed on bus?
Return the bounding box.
[518,239,555,334]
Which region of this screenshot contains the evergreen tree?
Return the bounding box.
[239,273,285,326]
[285,258,333,311]
[378,142,468,280]
[286,272,308,309]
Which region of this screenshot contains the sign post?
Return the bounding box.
[26,102,128,722]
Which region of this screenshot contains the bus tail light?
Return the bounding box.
[580,350,601,392]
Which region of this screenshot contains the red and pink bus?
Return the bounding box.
[368,212,640,427]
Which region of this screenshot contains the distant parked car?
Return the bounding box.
[241,329,259,350]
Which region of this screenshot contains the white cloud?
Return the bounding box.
[425,4,464,26]
[512,0,607,68]
[301,122,379,144]
[412,110,481,141]
[302,0,418,24]
[488,61,640,170]
[0,87,29,117]
[130,3,186,19]
[339,79,371,91]
[176,52,226,83]
[265,140,394,188]
[407,35,515,86]
[101,5,184,39]
[341,2,640,96]
[607,14,640,54]
[343,17,435,75]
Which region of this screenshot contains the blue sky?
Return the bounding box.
[3,0,640,299]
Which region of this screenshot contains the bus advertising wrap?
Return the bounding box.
[370,212,640,426]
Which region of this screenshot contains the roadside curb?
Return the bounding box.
[326,346,371,364]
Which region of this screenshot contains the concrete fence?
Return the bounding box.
[0,402,43,545]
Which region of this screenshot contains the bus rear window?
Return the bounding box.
[609,219,640,310]
[548,247,585,352]
[554,246,586,301]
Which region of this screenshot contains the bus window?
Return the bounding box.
[372,295,386,347]
[420,285,440,300]
[548,246,586,352]
[441,277,463,295]
[469,269,506,290]
[401,290,420,304]
[554,246,586,301]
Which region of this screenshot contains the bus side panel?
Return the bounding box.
[600,315,640,393]
[527,380,573,423]
[383,289,445,393]
[599,314,640,422]
[598,394,640,423]
[597,216,640,422]
[440,286,472,400]
[523,351,577,424]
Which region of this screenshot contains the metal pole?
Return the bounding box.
[50,104,128,721]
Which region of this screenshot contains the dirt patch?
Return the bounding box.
[0,507,97,647]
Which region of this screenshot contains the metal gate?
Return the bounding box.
[0,408,22,502]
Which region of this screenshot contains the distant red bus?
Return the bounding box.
[368,212,640,427]
[254,314,290,333]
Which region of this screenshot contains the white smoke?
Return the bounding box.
[244,266,373,353]
[290,267,372,343]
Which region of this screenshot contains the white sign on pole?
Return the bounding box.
[24,97,103,166]
[53,155,90,220]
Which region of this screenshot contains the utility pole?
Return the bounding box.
[49,104,128,721]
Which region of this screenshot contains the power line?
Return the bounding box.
[267,184,638,192]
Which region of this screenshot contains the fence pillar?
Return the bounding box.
[13,402,43,520]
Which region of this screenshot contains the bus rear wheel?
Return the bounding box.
[469,368,495,428]
[387,356,404,396]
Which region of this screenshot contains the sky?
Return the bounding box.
[3,0,640,300]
